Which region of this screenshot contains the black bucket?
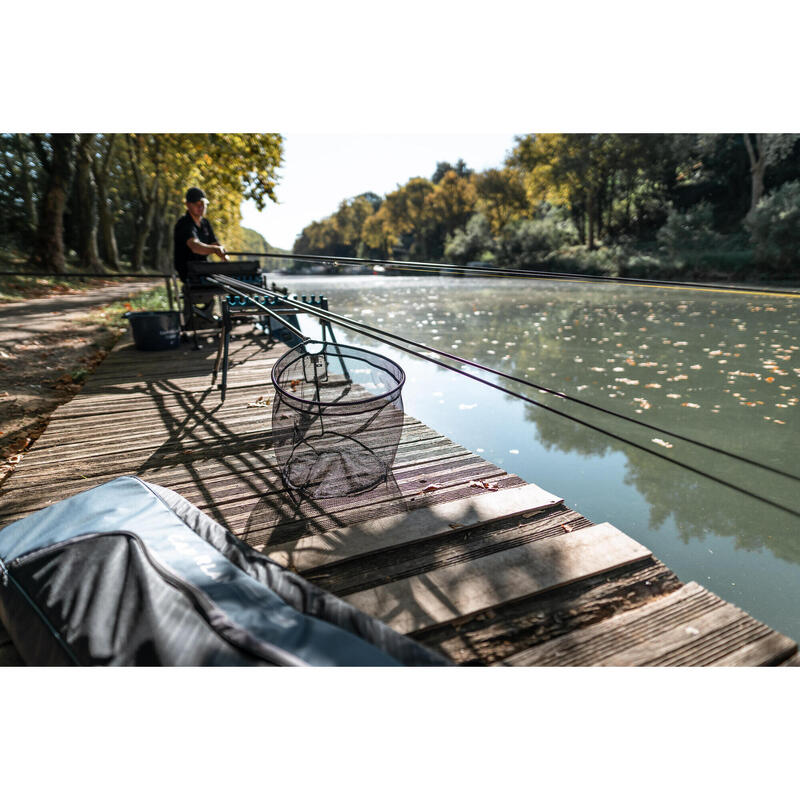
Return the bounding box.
[125,310,181,351]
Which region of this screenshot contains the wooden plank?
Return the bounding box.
[411,558,682,665]
[711,632,797,666]
[265,482,562,571]
[304,506,591,597]
[504,582,796,666]
[341,522,651,635]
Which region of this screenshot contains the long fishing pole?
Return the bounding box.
[218,274,800,484]
[226,251,800,298]
[216,275,800,518]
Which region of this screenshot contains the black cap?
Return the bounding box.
[185,187,206,203]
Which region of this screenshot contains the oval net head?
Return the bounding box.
[271,341,405,498]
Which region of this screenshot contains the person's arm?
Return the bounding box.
[186,237,228,259]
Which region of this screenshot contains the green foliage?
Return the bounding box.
[287,133,797,281]
[0,133,284,274]
[744,180,800,272]
[495,214,578,269]
[431,159,472,183]
[474,167,529,235]
[656,203,724,256]
[240,227,270,254]
[444,213,494,264]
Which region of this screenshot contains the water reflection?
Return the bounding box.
[287,275,800,639]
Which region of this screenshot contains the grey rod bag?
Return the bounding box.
[0,476,448,666]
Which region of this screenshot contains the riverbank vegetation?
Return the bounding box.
[292,134,800,282]
[0,134,284,275]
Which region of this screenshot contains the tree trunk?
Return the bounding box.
[126,134,160,271]
[75,134,102,271]
[29,134,77,274]
[132,198,156,270]
[743,134,765,215]
[94,171,120,269]
[92,135,120,270]
[586,192,596,251]
[14,134,38,241]
[571,205,585,245]
[151,190,170,273]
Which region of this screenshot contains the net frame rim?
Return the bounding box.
[271,339,406,409]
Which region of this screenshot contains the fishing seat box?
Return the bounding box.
[0,476,447,666]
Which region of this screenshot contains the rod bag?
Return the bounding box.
[0,476,448,666]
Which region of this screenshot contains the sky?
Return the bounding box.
[239,134,517,251]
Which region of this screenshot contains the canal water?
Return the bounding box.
[287,274,800,641]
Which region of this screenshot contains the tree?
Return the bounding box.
[431,158,472,183]
[509,134,613,249]
[91,134,120,269]
[474,167,529,235]
[509,134,683,247]
[382,177,436,258]
[361,205,398,257]
[444,213,494,264]
[423,169,478,240]
[28,134,77,273]
[74,133,102,270]
[742,134,800,215]
[125,134,162,270]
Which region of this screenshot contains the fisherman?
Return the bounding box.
[173,186,230,282]
[173,186,230,327]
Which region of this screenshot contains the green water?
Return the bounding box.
[288,274,800,641]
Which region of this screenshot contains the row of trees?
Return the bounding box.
[0,134,283,273]
[293,134,800,278]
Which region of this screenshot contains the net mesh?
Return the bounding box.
[271,341,405,499]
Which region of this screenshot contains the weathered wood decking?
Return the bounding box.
[1,328,796,666]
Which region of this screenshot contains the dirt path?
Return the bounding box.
[0,280,162,480]
[0,280,158,344]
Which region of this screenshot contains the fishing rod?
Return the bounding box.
[215,274,800,519]
[217,274,800,483]
[225,251,800,298]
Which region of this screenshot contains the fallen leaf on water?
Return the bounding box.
[651,438,674,449]
[448,523,463,529]
[7,455,22,464]
[418,483,443,494]
[247,396,271,407]
[561,523,574,532]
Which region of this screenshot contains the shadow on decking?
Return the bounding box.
[134,333,408,557]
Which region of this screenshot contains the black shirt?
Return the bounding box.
[173,213,218,281]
